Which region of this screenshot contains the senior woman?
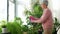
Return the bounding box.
[29,0,53,34]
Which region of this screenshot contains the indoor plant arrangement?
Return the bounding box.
[6,17,23,34]
[24,1,43,34]
[0,17,23,34]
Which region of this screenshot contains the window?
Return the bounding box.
[0,0,7,21]
[0,0,31,25]
[9,1,14,22]
[17,0,31,25]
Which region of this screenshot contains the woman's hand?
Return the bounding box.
[29,16,39,23]
[29,16,41,23]
[29,16,36,20]
[29,16,37,23]
[30,19,35,23]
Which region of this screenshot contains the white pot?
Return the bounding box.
[2,28,8,33]
[57,28,60,34]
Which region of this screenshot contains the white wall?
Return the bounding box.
[52,0,60,22]
[48,0,60,23]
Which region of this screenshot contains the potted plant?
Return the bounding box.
[52,17,60,34]
[1,20,8,34]
[6,17,23,34]
[7,23,22,34]
[22,25,28,34]
[2,25,7,33]
[1,20,11,34]
[24,1,43,34]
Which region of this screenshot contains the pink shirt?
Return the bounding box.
[40,9,53,30]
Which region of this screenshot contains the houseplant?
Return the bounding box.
[1,20,8,34]
[24,0,43,34]
[0,28,2,34]
[6,22,23,34]
[52,17,60,34]
[0,20,11,34]
[6,17,23,34]
[22,25,28,34]
[0,17,28,34]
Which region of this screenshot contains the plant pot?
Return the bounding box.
[2,28,8,33]
[2,32,11,34]
[23,32,27,34]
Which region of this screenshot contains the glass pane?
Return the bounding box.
[17,0,31,25]
[9,1,14,22]
[0,0,7,21]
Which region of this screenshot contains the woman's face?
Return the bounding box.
[41,3,47,9]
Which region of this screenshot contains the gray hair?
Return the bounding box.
[39,0,48,6]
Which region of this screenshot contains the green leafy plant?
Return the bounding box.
[52,17,60,34]
[24,1,43,34]
[6,17,23,34]
[0,17,23,34]
[1,20,7,28]
[0,28,2,34]
[54,17,60,28]
[22,25,28,32]
[0,17,29,34]
[6,22,23,34]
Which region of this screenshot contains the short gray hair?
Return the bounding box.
[39,0,48,6]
